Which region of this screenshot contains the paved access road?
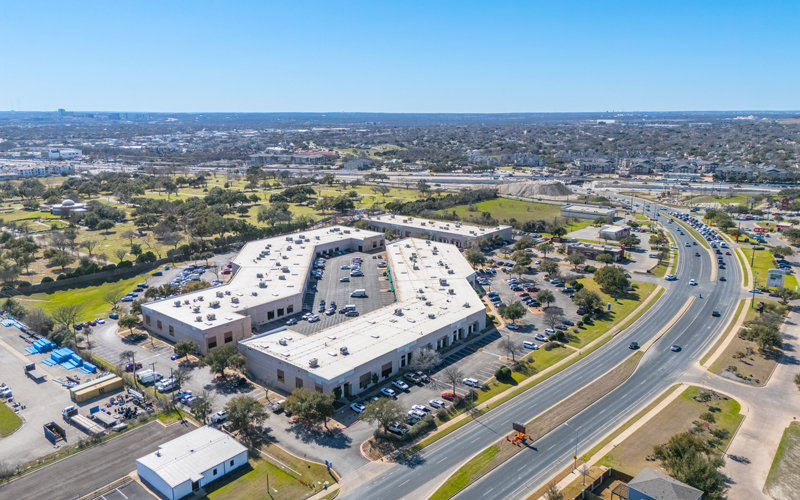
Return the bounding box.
[341,203,744,500]
[0,420,196,500]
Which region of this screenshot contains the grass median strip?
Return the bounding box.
[668,215,710,249]
[427,351,643,500]
[735,248,750,287]
[764,421,800,499]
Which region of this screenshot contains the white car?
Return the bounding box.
[392,380,409,391]
[748,289,763,294]
[543,328,556,335]
[506,323,520,330]
[664,274,677,281]
[408,409,426,419]
[341,265,350,269]
[307,314,320,323]
[462,378,480,388]
[411,404,429,413]
[380,388,396,397]
[350,402,366,413]
[689,279,697,286]
[210,410,227,423]
[429,399,446,408]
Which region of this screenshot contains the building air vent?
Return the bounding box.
[206,313,216,321]
[173,300,181,307]
[279,339,287,346]
[308,358,318,367]
[340,346,349,355]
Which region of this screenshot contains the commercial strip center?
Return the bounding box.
[142,220,486,397]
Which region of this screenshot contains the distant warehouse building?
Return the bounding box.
[598,224,631,241]
[560,204,617,220]
[567,242,625,262]
[364,214,512,249]
[249,151,338,165]
[137,426,248,500]
[141,226,385,355]
[239,238,485,397]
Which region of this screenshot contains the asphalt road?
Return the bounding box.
[341,202,743,500]
[0,420,196,500]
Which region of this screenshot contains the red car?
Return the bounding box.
[725,251,731,255]
[525,286,539,292]
[89,320,97,327]
[441,392,455,401]
[221,269,231,275]
[517,292,529,297]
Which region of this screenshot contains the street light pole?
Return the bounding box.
[564,422,579,471]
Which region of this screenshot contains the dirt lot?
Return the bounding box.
[597,386,744,476]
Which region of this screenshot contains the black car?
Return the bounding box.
[719,277,726,281]
[629,342,639,349]
[712,311,721,317]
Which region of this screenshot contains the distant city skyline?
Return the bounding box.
[1,1,799,113]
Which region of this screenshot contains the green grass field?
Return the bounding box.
[571,280,658,348]
[17,270,153,319]
[428,446,501,500]
[0,401,23,437]
[203,447,336,500]
[686,193,752,206]
[436,197,595,229]
[764,422,800,499]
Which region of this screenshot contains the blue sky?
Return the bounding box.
[1,1,798,113]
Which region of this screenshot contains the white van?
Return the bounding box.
[137,369,163,385]
[350,289,367,297]
[523,341,539,350]
[719,242,728,248]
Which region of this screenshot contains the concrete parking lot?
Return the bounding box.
[0,326,86,465]
[0,420,195,500]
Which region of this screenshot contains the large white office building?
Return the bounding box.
[141,226,386,354]
[238,237,486,397]
[364,214,512,249]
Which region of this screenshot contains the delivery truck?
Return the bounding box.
[136,369,163,385]
[62,406,105,437]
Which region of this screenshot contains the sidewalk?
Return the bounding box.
[687,305,800,499]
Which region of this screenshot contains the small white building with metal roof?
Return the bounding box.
[136,426,248,500]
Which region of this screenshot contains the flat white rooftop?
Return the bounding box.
[142,226,382,331]
[240,238,481,382]
[136,426,247,488]
[366,214,510,238]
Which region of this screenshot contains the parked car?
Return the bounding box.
[210,411,227,423]
[380,388,397,397]
[392,380,409,391]
[286,318,299,325]
[441,392,455,401]
[350,402,366,413]
[463,378,480,388]
[429,399,446,408]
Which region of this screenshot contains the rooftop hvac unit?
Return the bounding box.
[173,300,181,307]
[216,291,224,297]
[279,339,287,346]
[192,306,200,313]
[206,313,216,321]
[308,358,318,367]
[197,296,204,301]
[340,346,349,355]
[184,299,190,304]
[225,290,231,295]
[428,313,436,319]
[425,301,432,306]
[252,291,258,296]
[196,315,203,322]
[448,269,455,274]
[257,273,263,278]
[279,275,286,280]
[210,300,220,308]
[231,297,239,303]
[259,281,266,288]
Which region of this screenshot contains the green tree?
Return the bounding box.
[224,395,269,435]
[565,253,586,269]
[770,246,795,259]
[573,288,603,311]
[464,248,486,267]
[757,328,783,353]
[653,432,726,500]
[537,243,554,258]
[104,291,125,311]
[511,250,532,267]
[199,344,246,377]
[596,253,614,266]
[284,388,337,429]
[48,250,75,271]
[539,259,558,276]
[174,340,199,362]
[593,266,630,295]
[619,235,640,249]
[498,301,527,325]
[536,290,555,309]
[361,397,405,432]
[118,314,139,335]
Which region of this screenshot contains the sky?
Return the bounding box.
[1,1,799,113]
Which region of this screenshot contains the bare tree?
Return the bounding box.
[79,239,99,258]
[104,291,125,311]
[409,347,441,375]
[544,307,565,330]
[114,248,128,262]
[499,337,524,363]
[441,366,464,398]
[52,304,83,339]
[172,366,193,390]
[121,229,137,246]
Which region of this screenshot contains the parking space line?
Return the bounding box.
[116,488,128,499]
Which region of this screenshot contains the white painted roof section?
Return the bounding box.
[136,426,247,488]
[240,238,480,381]
[142,226,381,331]
[366,214,510,238]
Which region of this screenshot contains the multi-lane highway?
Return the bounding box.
[341,202,742,500]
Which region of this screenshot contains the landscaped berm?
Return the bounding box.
[764,421,800,500]
[0,401,23,437]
